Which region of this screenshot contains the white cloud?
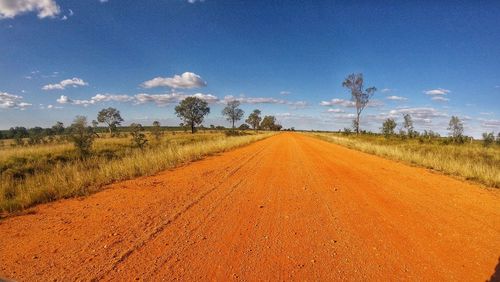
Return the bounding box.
[187,0,205,3]
[56,93,133,107]
[222,94,307,108]
[91,93,134,103]
[326,108,345,113]
[42,77,88,90]
[99,0,108,3]
[478,119,500,129]
[142,72,207,89]
[0,92,32,109]
[424,88,450,95]
[386,95,408,101]
[330,113,356,120]
[431,96,450,102]
[280,91,291,96]
[60,8,73,20]
[0,0,60,19]
[380,88,393,93]
[55,91,303,109]
[320,98,355,107]
[190,93,218,103]
[389,107,448,122]
[135,92,217,106]
[134,93,182,106]
[56,95,71,104]
[320,98,383,108]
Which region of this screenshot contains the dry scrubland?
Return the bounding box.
[310,132,500,188]
[0,131,273,213]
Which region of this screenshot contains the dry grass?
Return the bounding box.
[309,132,500,188]
[0,131,273,213]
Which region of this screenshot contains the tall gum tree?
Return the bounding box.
[342,73,376,134]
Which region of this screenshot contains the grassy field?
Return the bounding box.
[309,132,500,188]
[0,131,273,213]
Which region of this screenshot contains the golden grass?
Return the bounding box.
[0,131,273,213]
[309,133,500,188]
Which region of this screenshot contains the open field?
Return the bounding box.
[310,132,500,188]
[0,131,273,213]
[0,133,498,281]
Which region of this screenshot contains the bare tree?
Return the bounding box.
[342,73,376,134]
[448,116,464,143]
[222,100,245,129]
[403,114,415,137]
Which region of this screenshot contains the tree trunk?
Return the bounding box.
[232,119,235,129]
[356,114,360,135]
[191,122,195,134]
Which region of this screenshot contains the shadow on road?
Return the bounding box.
[489,257,500,282]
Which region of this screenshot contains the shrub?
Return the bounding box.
[482,132,495,147]
[69,116,95,158]
[225,130,248,137]
[130,123,148,148]
[381,118,397,138]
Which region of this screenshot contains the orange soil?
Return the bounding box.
[0,133,499,281]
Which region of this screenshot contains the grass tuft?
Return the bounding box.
[0,131,273,213]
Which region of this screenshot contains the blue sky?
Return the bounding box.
[0,0,499,137]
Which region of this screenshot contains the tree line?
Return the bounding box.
[341,73,500,146]
[0,97,283,157]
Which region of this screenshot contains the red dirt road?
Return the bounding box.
[1,133,499,281]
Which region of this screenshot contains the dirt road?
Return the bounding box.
[1,133,499,281]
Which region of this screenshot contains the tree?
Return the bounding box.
[482,132,495,147]
[222,100,245,129]
[130,123,148,148]
[239,124,250,130]
[9,126,28,146]
[351,119,359,133]
[28,127,45,145]
[342,73,377,134]
[151,121,162,143]
[69,116,95,158]
[497,133,500,145]
[403,114,415,137]
[381,118,397,138]
[245,109,262,131]
[448,116,464,143]
[97,107,124,136]
[52,121,65,135]
[260,115,281,131]
[174,97,210,134]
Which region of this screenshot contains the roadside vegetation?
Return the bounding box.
[310,114,500,188]
[0,98,282,213]
[308,73,499,188]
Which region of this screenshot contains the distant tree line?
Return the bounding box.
[339,73,498,147]
[1,97,284,158]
